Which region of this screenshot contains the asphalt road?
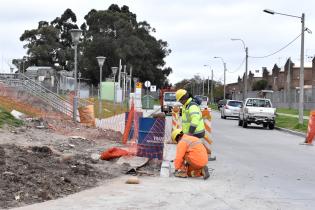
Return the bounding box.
[12,111,315,210]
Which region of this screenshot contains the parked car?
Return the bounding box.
[221,100,243,119]
[195,95,209,110]
[239,98,276,129]
[217,99,227,110]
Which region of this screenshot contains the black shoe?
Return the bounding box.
[202,166,210,180]
[208,156,216,161]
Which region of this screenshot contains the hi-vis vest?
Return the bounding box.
[182,98,205,138]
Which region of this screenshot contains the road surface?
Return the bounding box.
[12,111,315,210]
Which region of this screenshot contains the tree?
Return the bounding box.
[20,9,79,70]
[18,5,172,87]
[81,4,172,87]
[252,80,268,91]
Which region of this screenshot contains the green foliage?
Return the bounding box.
[252,80,268,91]
[0,109,23,128]
[20,9,78,70]
[81,4,172,87]
[18,5,172,88]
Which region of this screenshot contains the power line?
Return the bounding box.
[249,33,301,59]
[227,57,246,73]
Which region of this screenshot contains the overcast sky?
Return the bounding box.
[1,0,315,85]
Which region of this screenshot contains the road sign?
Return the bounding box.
[144,81,151,88]
[150,85,156,92]
[136,82,142,88]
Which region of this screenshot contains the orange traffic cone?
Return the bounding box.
[303,111,315,145]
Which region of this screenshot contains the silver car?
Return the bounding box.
[221,100,243,119]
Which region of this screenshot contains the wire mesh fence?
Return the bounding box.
[234,87,315,109]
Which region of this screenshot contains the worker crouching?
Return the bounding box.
[171,129,210,180]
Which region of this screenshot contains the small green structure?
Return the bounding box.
[101,81,114,101]
[142,95,154,109]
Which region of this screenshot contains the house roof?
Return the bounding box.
[26,66,54,71]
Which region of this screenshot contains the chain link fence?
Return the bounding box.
[234,87,315,109]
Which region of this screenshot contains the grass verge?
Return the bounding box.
[276,107,310,116]
[93,99,129,118]
[0,108,23,128]
[276,115,308,133]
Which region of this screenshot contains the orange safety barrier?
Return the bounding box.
[202,108,213,145]
[122,99,135,144]
[304,111,315,145]
[171,107,181,131]
[201,108,213,154]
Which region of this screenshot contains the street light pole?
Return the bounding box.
[96,56,106,119]
[70,29,82,122]
[111,67,118,105]
[231,38,248,99]
[211,69,214,104]
[263,9,305,124]
[203,64,211,96]
[214,56,227,100]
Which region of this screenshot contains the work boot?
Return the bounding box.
[201,166,210,180]
[208,155,216,161]
[174,170,188,178]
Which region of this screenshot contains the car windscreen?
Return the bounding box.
[228,101,242,107]
[164,93,176,101]
[246,99,271,107]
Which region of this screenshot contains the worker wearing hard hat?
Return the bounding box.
[175,89,215,161]
[171,129,210,179]
[175,89,205,138]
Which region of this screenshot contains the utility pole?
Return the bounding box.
[287,58,291,109]
[245,47,248,99]
[202,77,205,95]
[207,76,210,95]
[211,69,214,104]
[223,62,226,100]
[298,13,305,125]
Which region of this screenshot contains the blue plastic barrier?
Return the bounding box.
[137,117,165,160]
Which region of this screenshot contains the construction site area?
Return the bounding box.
[0,73,173,209]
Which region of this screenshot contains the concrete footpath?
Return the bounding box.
[11,176,231,210]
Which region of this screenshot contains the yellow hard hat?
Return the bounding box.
[171,129,183,143]
[175,89,187,101]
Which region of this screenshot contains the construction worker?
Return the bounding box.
[175,89,216,161]
[171,129,210,179]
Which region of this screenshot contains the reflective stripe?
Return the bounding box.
[181,138,192,145]
[182,120,190,123]
[189,140,202,148]
[189,112,199,116]
[190,123,198,127]
[181,138,202,149]
[194,129,205,134]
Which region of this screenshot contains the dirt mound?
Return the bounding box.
[0,144,109,209]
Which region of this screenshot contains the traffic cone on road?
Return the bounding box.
[303,111,315,145]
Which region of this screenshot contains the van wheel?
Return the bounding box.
[242,120,248,128]
[238,119,243,126]
[263,123,268,128]
[269,123,275,130]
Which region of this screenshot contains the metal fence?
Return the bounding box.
[234,87,315,110]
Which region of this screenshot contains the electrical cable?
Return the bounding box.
[249,33,301,59]
[227,57,246,73]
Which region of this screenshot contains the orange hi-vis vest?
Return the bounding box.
[174,134,208,170]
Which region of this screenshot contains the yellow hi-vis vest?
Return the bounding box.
[182,98,205,138]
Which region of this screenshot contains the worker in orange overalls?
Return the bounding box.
[171,129,210,179]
